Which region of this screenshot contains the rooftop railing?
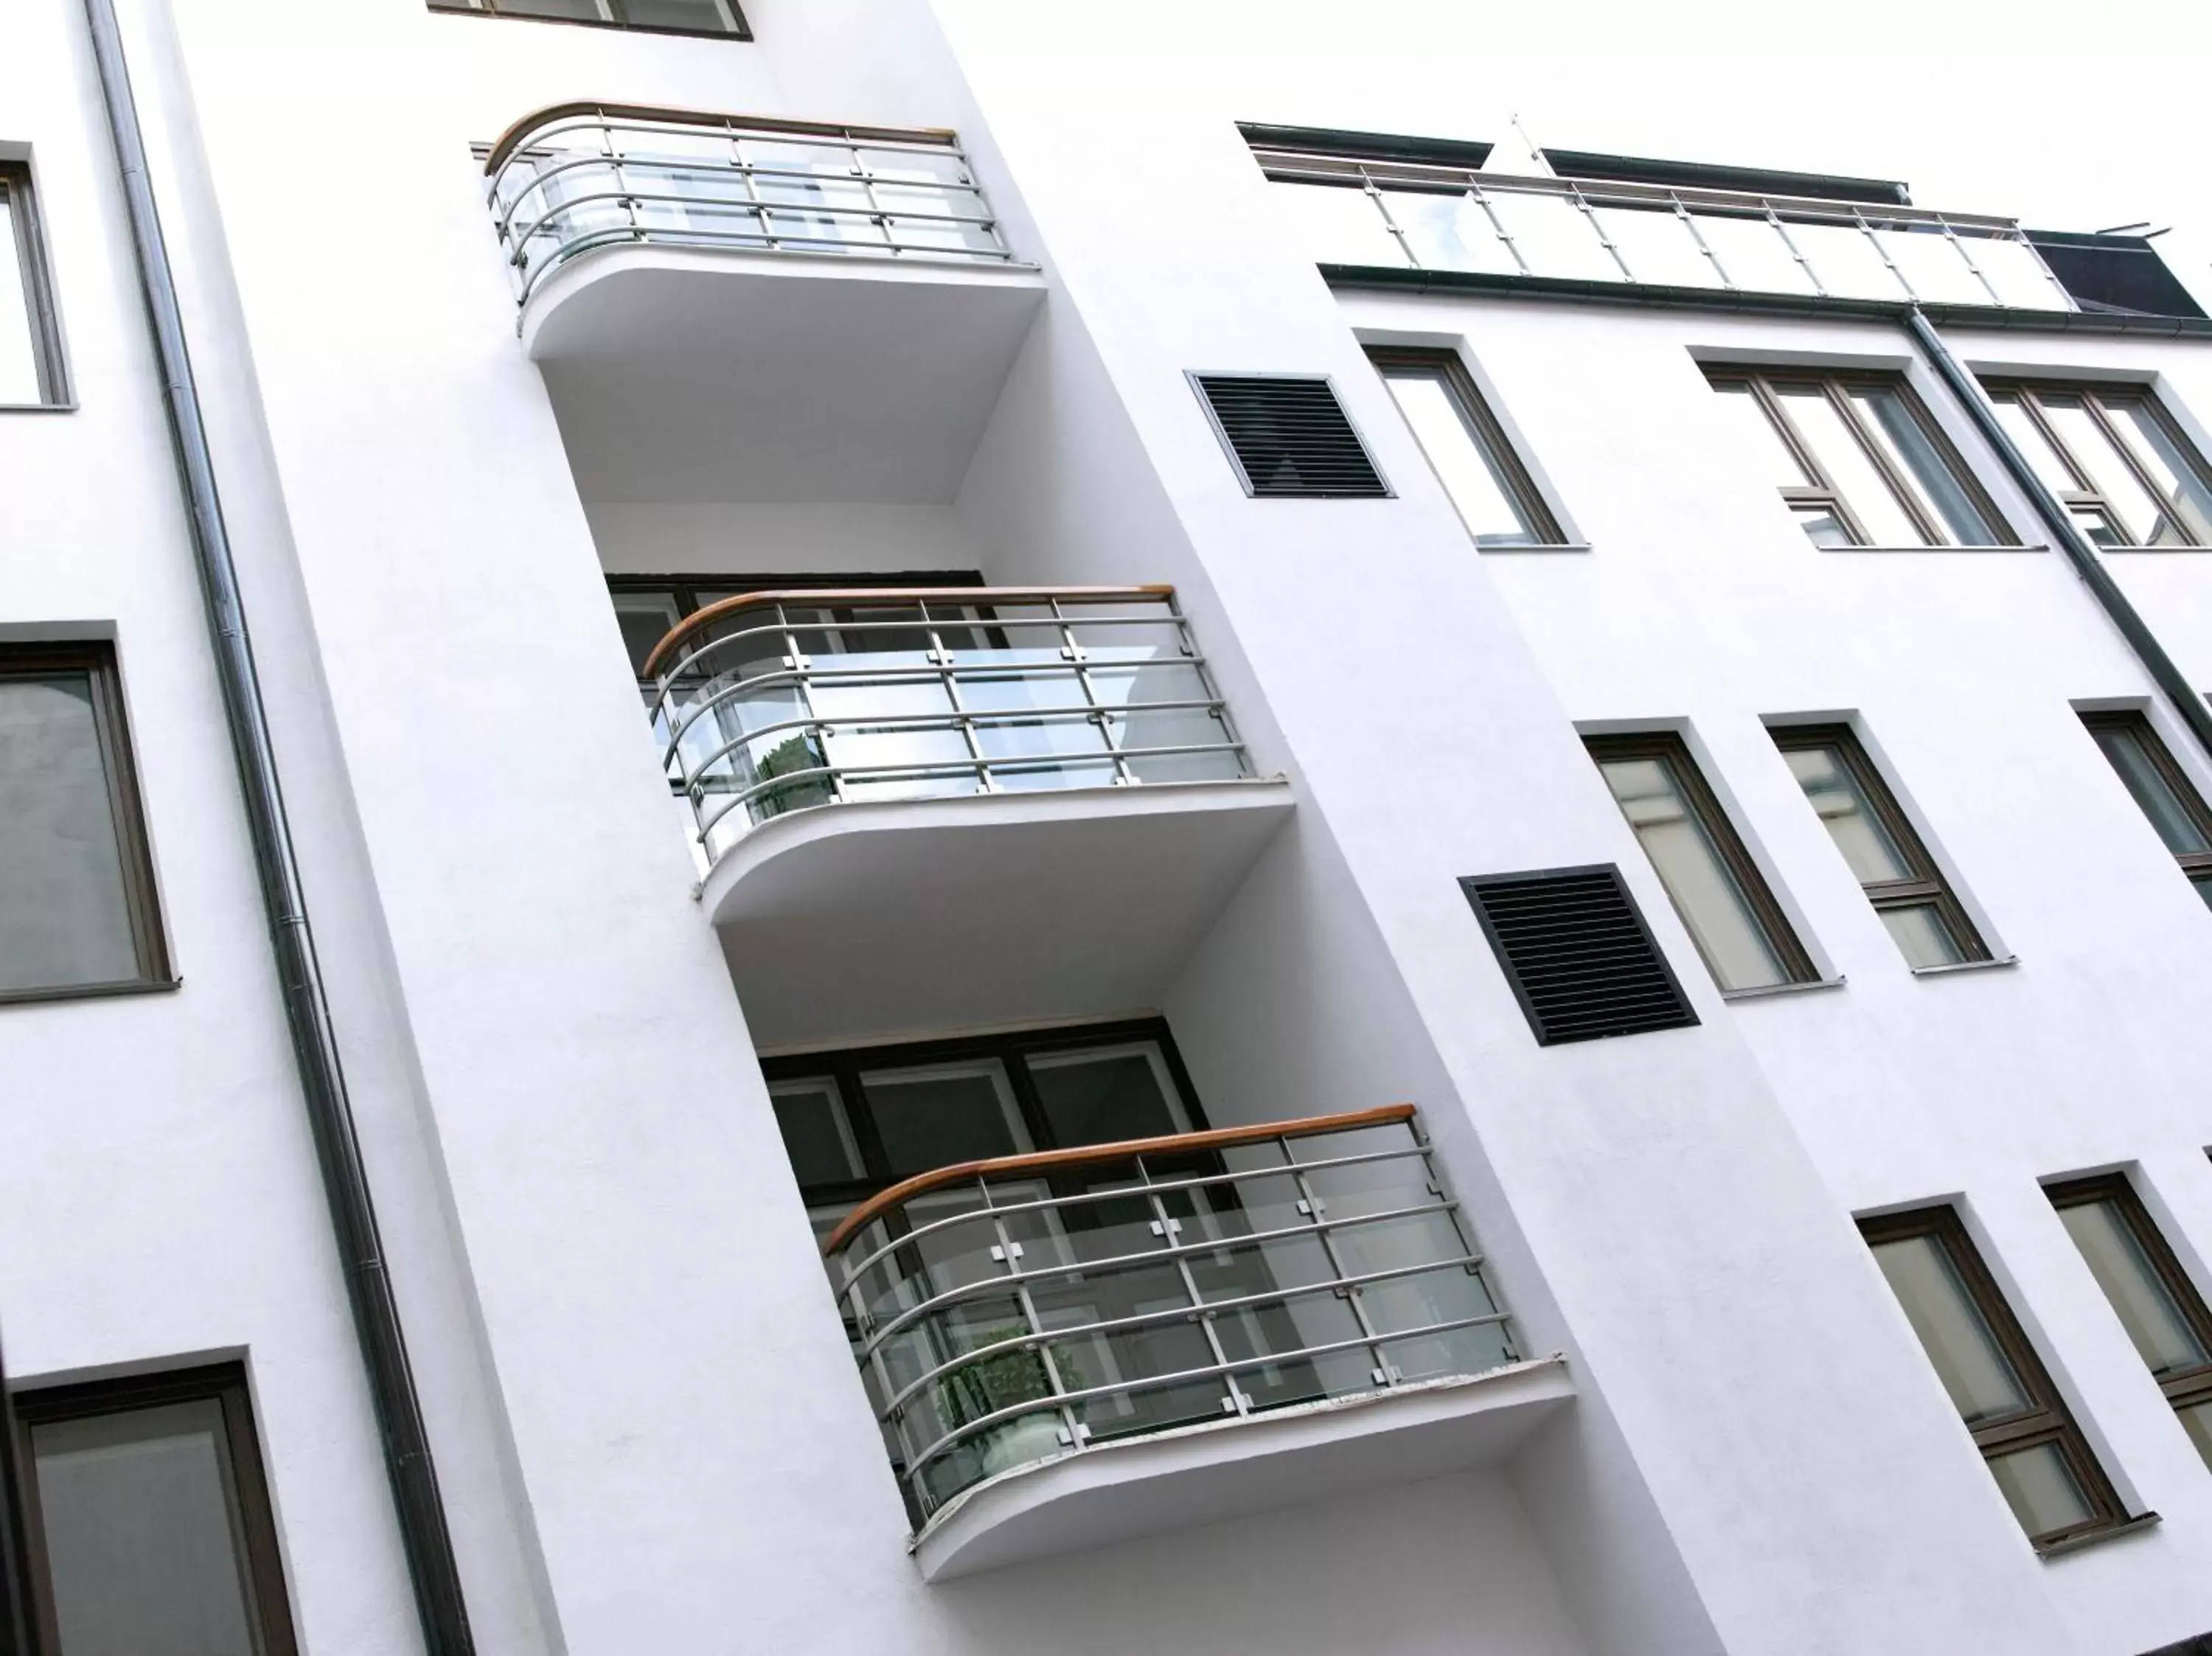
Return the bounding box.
[820,1104,1517,1523]
[484,103,1017,305]
[642,587,1251,865]
[1252,147,2076,312]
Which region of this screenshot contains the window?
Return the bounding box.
[12,1364,299,1655]
[2048,1175,2212,1471]
[1706,368,2008,548]
[0,163,66,406]
[1585,731,1817,992]
[1771,724,1988,969]
[425,0,749,35]
[0,644,169,999]
[1862,1207,2127,1549]
[1368,348,1563,546]
[2079,711,2212,909]
[1983,382,2212,548]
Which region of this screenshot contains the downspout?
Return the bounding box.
[77,3,475,1651]
[1907,306,2212,763]
[0,1329,38,1656]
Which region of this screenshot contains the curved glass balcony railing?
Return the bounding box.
[641,587,1252,864]
[818,1105,1518,1525]
[1253,145,2075,311]
[484,103,1018,305]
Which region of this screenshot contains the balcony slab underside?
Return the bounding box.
[524,248,1046,504]
[914,1355,1574,1582]
[706,779,1295,1049]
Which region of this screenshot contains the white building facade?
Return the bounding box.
[2,3,2211,1655]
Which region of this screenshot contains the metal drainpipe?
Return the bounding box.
[0,1328,38,1656]
[1907,305,2212,763]
[77,2,474,1650]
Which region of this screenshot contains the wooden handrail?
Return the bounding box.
[821,1103,1418,1257]
[484,101,964,178]
[641,584,1178,681]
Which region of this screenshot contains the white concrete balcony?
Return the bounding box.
[484,104,1044,503]
[641,586,1291,1048]
[818,1104,1567,1579]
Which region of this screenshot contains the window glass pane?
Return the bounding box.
[1596,754,1791,990]
[1709,382,1813,487]
[2102,397,2212,546]
[1775,388,1924,545]
[1380,369,1544,546]
[30,1400,264,1656]
[1880,902,1968,970]
[0,673,141,992]
[770,1077,866,1189]
[619,0,740,27]
[2056,1197,2209,1375]
[1783,743,1914,883]
[1988,393,2080,494]
[2194,872,2212,913]
[0,189,41,403]
[1871,1231,2032,1423]
[1847,386,1997,544]
[1025,1043,1188,1148]
[1986,1441,2096,1541]
[1793,505,1855,547]
[2040,395,2165,544]
[2090,723,2212,856]
[860,1060,1030,1177]
[2180,1397,2212,1469]
[613,591,684,678]
[493,0,603,16]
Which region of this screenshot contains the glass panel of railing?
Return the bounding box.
[1384,189,1517,275]
[1591,200,1727,289]
[1690,209,1820,296]
[1268,181,1411,268]
[1787,216,1912,300]
[1872,222,1993,305]
[861,144,998,258]
[1484,188,1620,282]
[1973,236,2072,310]
[736,137,884,254]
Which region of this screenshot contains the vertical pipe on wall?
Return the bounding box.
[1907,306,2212,764]
[76,1,476,1649]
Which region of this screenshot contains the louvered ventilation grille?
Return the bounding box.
[1192,374,1391,498]
[1461,866,1699,1046]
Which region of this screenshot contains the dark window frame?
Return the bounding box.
[10,1362,300,1656]
[0,161,69,408]
[1584,729,1820,989]
[0,641,172,1003]
[1983,380,2212,549]
[2079,709,2212,897]
[761,1017,1212,1215]
[1861,1205,2129,1552]
[1366,346,1566,546]
[425,0,751,38]
[1771,723,1990,964]
[2048,1174,2212,1428]
[1705,366,2014,549]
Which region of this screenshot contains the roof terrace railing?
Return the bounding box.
[644,587,1251,866]
[484,103,1017,305]
[820,1104,1519,1524]
[1251,147,2076,311]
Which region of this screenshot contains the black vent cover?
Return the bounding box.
[1461,866,1699,1046]
[1192,374,1391,498]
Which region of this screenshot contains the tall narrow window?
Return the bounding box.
[1369,348,1563,546]
[1706,368,2008,548]
[13,1365,299,1655]
[1585,731,1817,992]
[0,644,170,998]
[0,163,66,406]
[1772,724,1988,969]
[1862,1206,2127,1550]
[1983,382,2212,549]
[425,0,749,35]
[2079,710,2212,908]
[2048,1176,2212,1471]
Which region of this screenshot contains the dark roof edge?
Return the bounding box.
[1237,121,1493,170]
[1317,263,2212,340]
[1541,147,1912,206]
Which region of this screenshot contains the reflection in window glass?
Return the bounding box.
[2108,400,2212,546]
[1783,745,1912,883]
[1026,1043,1187,1147]
[1378,366,1551,546]
[770,1078,866,1189]
[1879,903,1967,970]
[1848,386,1997,543]
[0,188,41,404]
[1871,1232,2030,1424]
[2057,1197,2208,1375]
[1984,383,2212,548]
[1986,1442,2096,1539]
[1711,382,1813,487]
[1776,388,1923,545]
[860,1060,1031,1176]
[2087,717,2212,857]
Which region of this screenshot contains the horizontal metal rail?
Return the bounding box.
[646,586,1251,865]
[816,1105,1520,1521]
[1251,150,2073,313]
[484,102,1015,305]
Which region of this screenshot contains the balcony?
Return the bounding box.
[643,586,1292,1046]
[1252,144,2078,312]
[818,1104,1568,1579]
[484,104,1045,503]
